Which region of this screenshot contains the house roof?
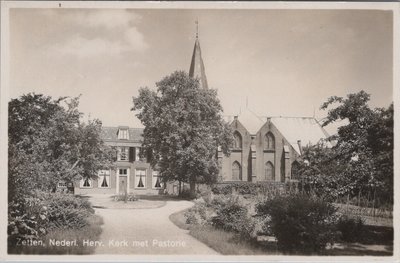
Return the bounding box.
[101,127,144,142]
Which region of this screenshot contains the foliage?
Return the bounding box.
[211,195,255,240]
[297,91,393,206]
[8,93,113,252]
[8,191,95,249]
[336,215,364,243]
[132,71,233,194]
[211,182,295,197]
[257,194,339,254]
[8,93,115,198]
[113,194,138,202]
[184,202,210,225]
[9,214,103,255]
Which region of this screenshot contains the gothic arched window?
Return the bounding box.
[291,161,300,180]
[264,161,275,181]
[233,131,242,149]
[232,161,242,181]
[264,132,275,150]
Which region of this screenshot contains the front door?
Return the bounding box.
[118,168,128,194]
[119,176,127,194]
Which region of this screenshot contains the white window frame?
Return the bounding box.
[135,169,146,189]
[80,178,93,188]
[118,129,129,140]
[57,181,67,188]
[117,147,129,161]
[152,171,163,189]
[98,170,111,188]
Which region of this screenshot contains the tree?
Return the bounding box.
[8,93,115,199]
[132,71,233,196]
[300,90,394,205]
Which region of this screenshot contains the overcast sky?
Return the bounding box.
[9,8,393,134]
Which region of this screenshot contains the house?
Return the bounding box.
[74,126,166,195]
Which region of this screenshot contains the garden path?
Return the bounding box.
[89,195,219,255]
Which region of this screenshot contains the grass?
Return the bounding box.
[169,208,278,255]
[10,214,104,255]
[169,206,393,256]
[169,208,191,230]
[189,225,278,255]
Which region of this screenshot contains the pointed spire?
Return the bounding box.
[196,18,199,39]
[189,20,209,89]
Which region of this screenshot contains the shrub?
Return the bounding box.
[337,215,364,243]
[184,202,211,226]
[43,193,94,230]
[257,194,339,254]
[211,182,297,197]
[179,188,198,200]
[211,184,233,195]
[8,191,96,251]
[211,195,255,240]
[113,194,138,202]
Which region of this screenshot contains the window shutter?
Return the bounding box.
[129,147,134,162]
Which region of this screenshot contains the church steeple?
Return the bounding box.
[189,20,209,89]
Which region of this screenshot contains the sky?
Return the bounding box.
[9,8,393,135]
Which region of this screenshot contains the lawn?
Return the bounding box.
[169,207,393,256]
[169,208,278,255]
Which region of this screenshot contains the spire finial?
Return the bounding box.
[195,18,199,38]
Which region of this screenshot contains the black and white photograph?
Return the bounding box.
[1,1,398,261]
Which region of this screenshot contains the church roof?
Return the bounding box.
[225,111,331,154]
[101,127,143,142]
[189,38,209,89]
[268,117,331,154]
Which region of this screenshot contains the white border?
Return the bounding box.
[1,1,399,262]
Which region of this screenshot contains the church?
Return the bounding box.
[74,31,331,195]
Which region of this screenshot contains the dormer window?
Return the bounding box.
[118,127,129,140]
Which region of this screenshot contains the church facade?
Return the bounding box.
[74,32,330,195]
[218,112,330,183]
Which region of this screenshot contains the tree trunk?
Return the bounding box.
[189,176,196,197]
[178,180,182,195]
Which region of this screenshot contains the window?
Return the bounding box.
[152,171,163,189]
[233,131,242,149]
[264,132,275,150]
[80,178,92,188]
[118,147,129,161]
[118,168,128,176]
[291,161,300,180]
[232,161,242,181]
[98,170,111,188]
[135,169,146,188]
[264,162,275,181]
[57,181,67,188]
[135,147,140,161]
[118,128,129,140]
